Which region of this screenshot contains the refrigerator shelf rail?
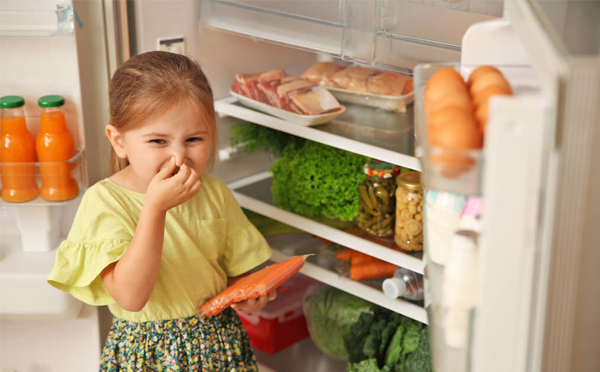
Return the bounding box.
[216,96,421,171]
[0,4,82,37]
[266,233,428,324]
[228,171,425,274]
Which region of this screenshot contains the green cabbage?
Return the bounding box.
[303,286,372,360]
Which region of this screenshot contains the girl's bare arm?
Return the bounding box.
[100,206,166,312]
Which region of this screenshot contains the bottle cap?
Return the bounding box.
[364,160,401,179]
[396,171,422,190]
[382,277,407,299]
[38,95,65,108]
[0,95,25,109]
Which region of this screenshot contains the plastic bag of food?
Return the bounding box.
[303,285,372,360]
[200,255,308,316]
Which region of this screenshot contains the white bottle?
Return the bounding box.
[442,232,479,348]
[382,267,424,301]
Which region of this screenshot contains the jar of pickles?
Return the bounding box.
[358,161,401,237]
[395,171,424,251]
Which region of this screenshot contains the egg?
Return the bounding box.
[425,78,468,111]
[428,116,482,149]
[428,68,464,87]
[427,91,473,118]
[428,106,476,132]
[430,151,476,179]
[470,73,512,96]
[467,65,502,87]
[472,85,512,107]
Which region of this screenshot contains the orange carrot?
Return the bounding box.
[349,251,380,265]
[350,260,396,281]
[335,248,354,261]
[200,255,306,316]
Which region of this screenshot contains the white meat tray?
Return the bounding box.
[326,87,414,113]
[231,91,346,126]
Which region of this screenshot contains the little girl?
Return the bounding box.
[48,51,275,371]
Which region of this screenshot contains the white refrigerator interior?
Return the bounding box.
[1,1,599,372]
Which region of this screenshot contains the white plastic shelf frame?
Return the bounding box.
[215,97,421,171]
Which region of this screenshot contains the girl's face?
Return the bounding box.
[107,103,211,193]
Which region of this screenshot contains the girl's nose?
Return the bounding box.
[171,145,186,167]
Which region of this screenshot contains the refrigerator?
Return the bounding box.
[0,1,598,372]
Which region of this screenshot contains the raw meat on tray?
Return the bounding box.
[301,62,414,97]
[231,68,342,116]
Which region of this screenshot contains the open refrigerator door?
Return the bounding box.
[417,1,600,372]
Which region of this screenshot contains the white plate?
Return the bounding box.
[325,87,414,113]
[230,91,346,126]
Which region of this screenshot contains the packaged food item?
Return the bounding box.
[0,95,39,202]
[199,255,307,316]
[332,246,396,281]
[394,171,424,252]
[424,190,467,266]
[230,68,343,116]
[301,62,414,112]
[236,273,316,354]
[358,160,401,237]
[36,95,79,201]
[382,267,424,301]
[442,232,479,348]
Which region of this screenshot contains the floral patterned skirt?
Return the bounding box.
[100,308,258,372]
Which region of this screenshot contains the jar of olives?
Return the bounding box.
[358,161,401,237]
[395,171,424,252]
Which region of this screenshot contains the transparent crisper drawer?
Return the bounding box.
[0,147,86,205]
[199,0,344,55]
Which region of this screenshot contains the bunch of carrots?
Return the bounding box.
[335,248,396,281]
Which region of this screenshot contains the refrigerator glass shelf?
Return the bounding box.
[0,5,81,37]
[228,172,425,275]
[215,96,421,171]
[265,233,428,324]
[199,0,343,56]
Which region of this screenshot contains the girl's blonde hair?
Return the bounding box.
[108,51,217,174]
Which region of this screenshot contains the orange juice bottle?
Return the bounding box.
[0,96,40,202]
[36,95,79,201]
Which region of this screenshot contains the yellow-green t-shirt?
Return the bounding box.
[47,174,272,322]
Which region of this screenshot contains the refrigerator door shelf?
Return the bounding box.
[413,62,539,195]
[0,238,83,320]
[0,3,82,37]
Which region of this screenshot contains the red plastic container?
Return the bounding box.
[237,272,316,354]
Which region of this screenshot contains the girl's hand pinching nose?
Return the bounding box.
[144,157,202,212]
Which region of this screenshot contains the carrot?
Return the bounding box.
[350,260,396,281]
[200,255,307,316]
[349,251,380,265]
[335,248,354,261]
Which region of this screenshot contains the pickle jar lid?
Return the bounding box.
[0,96,25,109]
[364,160,401,179]
[396,171,422,190]
[38,95,65,108]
